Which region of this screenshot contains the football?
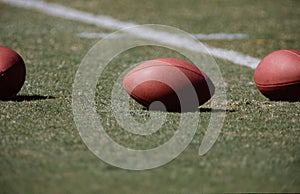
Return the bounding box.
[254,49,300,101]
[0,46,26,100]
[123,58,215,112]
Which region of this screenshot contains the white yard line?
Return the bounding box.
[194,33,249,40]
[77,32,249,40]
[1,0,260,69]
[77,32,125,39]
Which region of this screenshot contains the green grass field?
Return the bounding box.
[0,0,299,193]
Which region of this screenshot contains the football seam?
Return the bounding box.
[0,57,25,73]
[255,80,300,87]
[284,50,300,58]
[126,64,206,80]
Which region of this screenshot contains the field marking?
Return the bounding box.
[0,0,260,69]
[194,33,249,40]
[77,32,249,40]
[77,32,124,39]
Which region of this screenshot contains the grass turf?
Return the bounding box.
[0,0,299,193]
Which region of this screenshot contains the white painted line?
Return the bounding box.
[194,33,249,40]
[77,32,125,39]
[0,0,136,29]
[77,32,249,40]
[1,0,260,69]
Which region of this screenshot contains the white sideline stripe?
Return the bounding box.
[77,32,125,39]
[77,32,249,40]
[0,0,260,69]
[194,33,249,40]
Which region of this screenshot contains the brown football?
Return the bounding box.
[123,58,215,112]
[0,46,26,100]
[254,49,300,101]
